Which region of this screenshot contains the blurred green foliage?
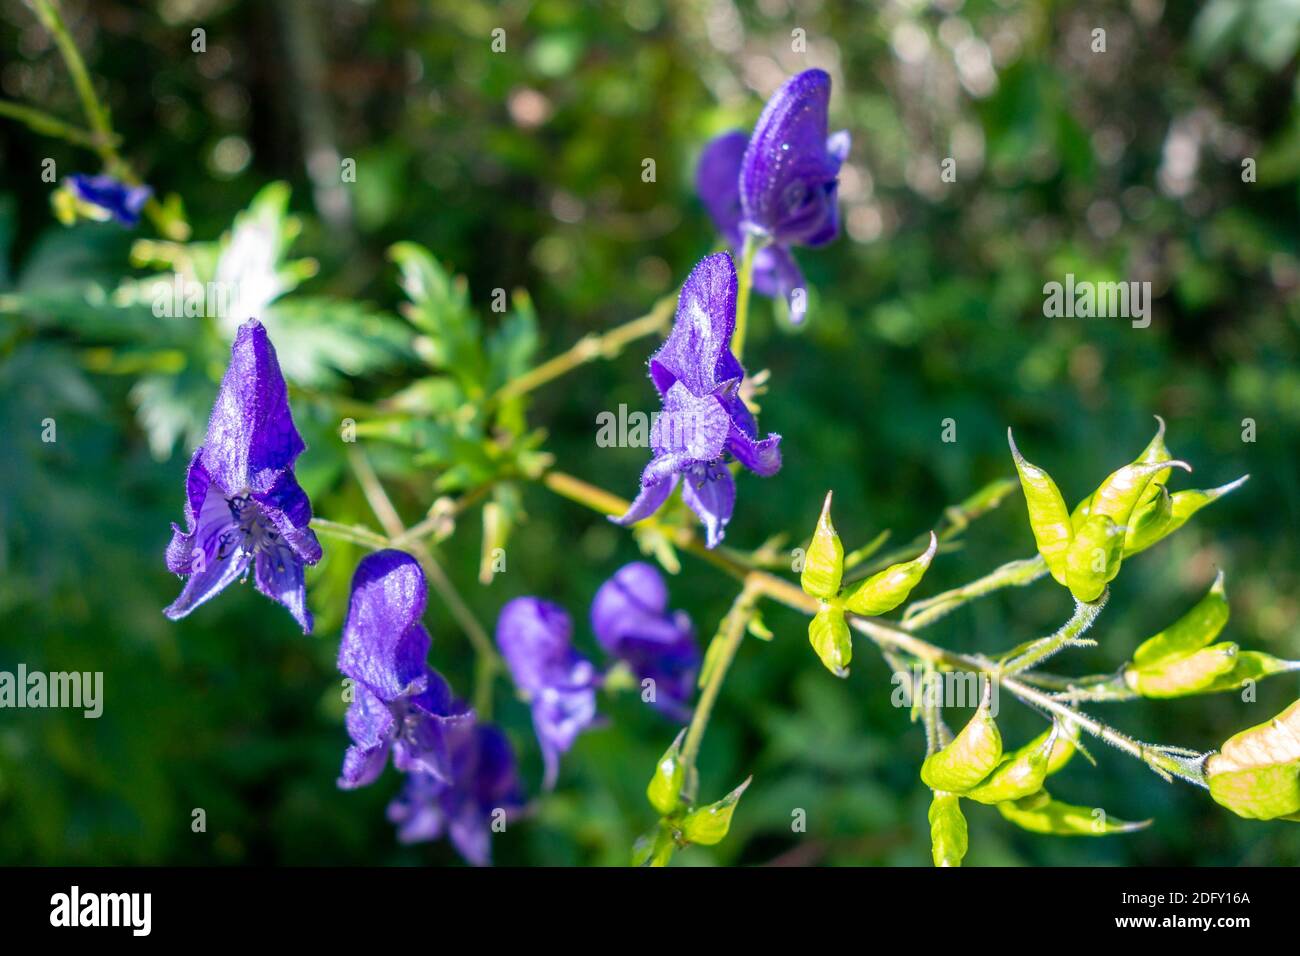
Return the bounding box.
[0,0,1298,866]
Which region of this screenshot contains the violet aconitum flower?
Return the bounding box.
[66,173,152,228]
[495,597,599,789]
[611,252,781,548]
[387,722,526,866]
[164,318,322,631]
[591,562,699,719]
[696,68,850,324]
[337,550,474,788]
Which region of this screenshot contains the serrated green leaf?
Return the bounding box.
[843,531,936,616]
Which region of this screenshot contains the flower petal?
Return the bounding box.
[696,130,749,246]
[610,472,678,528]
[252,469,321,564]
[681,464,736,549]
[727,425,783,477]
[253,546,312,633]
[652,383,731,462]
[163,483,251,620]
[751,244,809,324]
[338,684,396,789]
[337,550,432,701]
[590,561,671,651]
[649,252,738,398]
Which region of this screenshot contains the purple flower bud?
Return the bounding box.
[611,253,781,547]
[336,550,473,789]
[495,597,599,789]
[66,173,152,227]
[696,69,849,323]
[591,562,698,719]
[386,721,525,866]
[164,318,322,631]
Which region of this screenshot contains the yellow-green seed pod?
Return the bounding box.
[1132,572,1229,667]
[1124,483,1173,555]
[1087,457,1191,528]
[921,693,1003,792]
[928,792,968,867]
[1125,475,1250,556]
[1206,699,1300,821]
[1199,651,1300,695]
[843,532,938,616]
[646,729,687,817]
[964,728,1056,805]
[1132,415,1174,509]
[1064,513,1123,603]
[679,776,751,846]
[1126,643,1240,698]
[808,604,852,677]
[1012,725,1078,777]
[1009,430,1073,586]
[997,791,1152,836]
[800,491,844,600]
[631,822,676,866]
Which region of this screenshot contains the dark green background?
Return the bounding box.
[1,0,1298,865]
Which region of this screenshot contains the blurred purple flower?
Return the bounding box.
[496,597,599,789]
[387,721,526,866]
[66,173,152,227]
[591,562,698,719]
[164,318,322,631]
[611,252,781,548]
[696,69,849,324]
[336,550,473,788]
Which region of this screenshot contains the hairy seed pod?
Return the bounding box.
[800,491,844,600]
[843,532,937,616]
[646,728,688,817]
[921,691,1002,792]
[997,790,1152,836]
[1008,429,1072,586]
[1206,699,1300,821]
[808,604,852,677]
[1064,513,1123,603]
[928,792,968,867]
[679,776,751,846]
[964,728,1057,805]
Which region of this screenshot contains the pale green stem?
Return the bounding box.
[0,99,108,149]
[309,517,389,550]
[902,554,1049,631]
[1003,591,1108,675]
[729,233,759,361]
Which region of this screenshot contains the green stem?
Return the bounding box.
[729,233,759,361]
[309,517,389,550]
[1003,591,1108,675]
[0,99,109,149]
[901,554,1048,631]
[30,0,112,141]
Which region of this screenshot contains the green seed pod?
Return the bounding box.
[1013,725,1078,777]
[1009,430,1073,586]
[679,776,751,846]
[1132,415,1174,510]
[1123,483,1172,555]
[1125,475,1249,556]
[843,532,937,616]
[631,822,676,866]
[1199,651,1300,695]
[928,792,968,867]
[646,728,688,817]
[800,491,844,600]
[1132,572,1229,667]
[1206,699,1300,821]
[1126,643,1240,698]
[964,727,1057,805]
[920,691,1003,792]
[1087,457,1191,527]
[808,604,851,677]
[1064,513,1123,603]
[997,790,1152,836]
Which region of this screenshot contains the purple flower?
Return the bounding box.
[386,721,526,866]
[611,252,781,548]
[591,562,699,719]
[164,318,322,631]
[336,550,473,789]
[66,173,152,228]
[495,597,599,789]
[696,69,849,324]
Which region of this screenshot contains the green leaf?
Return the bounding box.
[997,790,1152,836]
[389,242,487,391]
[262,297,414,387]
[800,491,844,599]
[1064,513,1123,603]
[679,776,751,846]
[808,604,852,677]
[646,729,688,817]
[843,532,937,616]
[1207,699,1300,820]
[1008,429,1073,586]
[928,792,969,866]
[920,694,1002,792]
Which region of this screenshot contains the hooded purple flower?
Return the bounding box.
[591,562,698,719]
[164,318,322,631]
[696,69,849,324]
[66,173,152,228]
[336,550,473,789]
[610,252,781,548]
[386,721,526,866]
[495,597,599,789]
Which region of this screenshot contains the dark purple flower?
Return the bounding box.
[66,173,152,228]
[611,252,781,548]
[696,69,849,324]
[164,318,322,631]
[495,597,599,789]
[386,721,526,866]
[591,562,698,719]
[336,550,473,789]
